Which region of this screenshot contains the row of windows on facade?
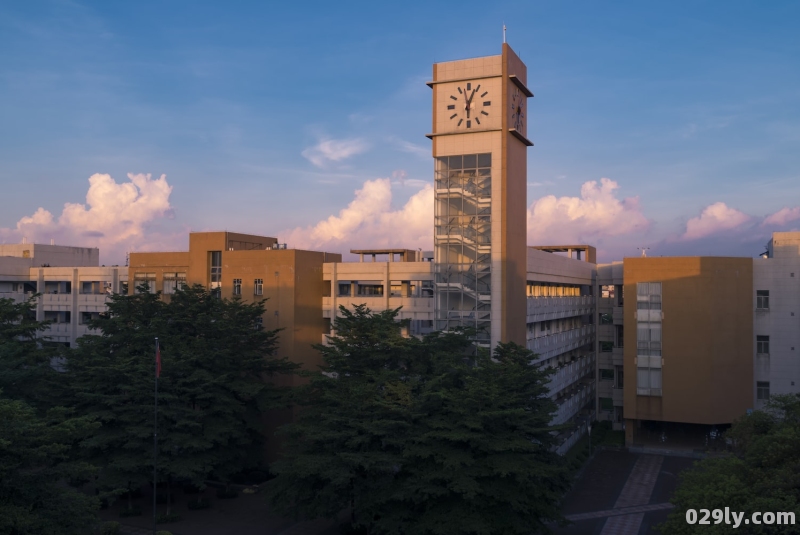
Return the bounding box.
[42,311,101,325]
[526,283,584,297]
[636,282,663,396]
[334,281,434,298]
[1,281,117,295]
[133,274,265,296]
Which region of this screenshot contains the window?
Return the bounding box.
[600,397,614,411]
[757,290,769,310]
[44,311,71,324]
[637,367,662,396]
[338,283,351,297]
[254,316,263,331]
[600,313,613,324]
[757,381,770,400]
[616,325,624,347]
[421,281,434,298]
[757,335,770,355]
[210,251,222,297]
[357,284,384,296]
[600,369,614,381]
[600,341,614,352]
[233,278,242,296]
[601,285,615,299]
[120,281,129,295]
[615,366,624,388]
[254,279,263,296]
[162,273,186,295]
[134,273,156,294]
[80,311,101,325]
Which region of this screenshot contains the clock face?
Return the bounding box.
[446,81,491,129]
[510,87,525,131]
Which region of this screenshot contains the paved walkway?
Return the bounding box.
[564,502,674,522]
[557,450,694,535]
[598,455,664,535]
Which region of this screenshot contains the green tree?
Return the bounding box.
[0,296,61,409]
[0,393,99,535]
[267,305,569,535]
[660,395,800,534]
[266,305,418,526]
[67,284,294,509]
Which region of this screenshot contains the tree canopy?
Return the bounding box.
[0,395,100,535]
[661,395,800,534]
[266,305,569,535]
[66,284,295,498]
[0,296,62,409]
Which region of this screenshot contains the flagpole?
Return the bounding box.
[153,337,159,535]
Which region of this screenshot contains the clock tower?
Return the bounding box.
[427,44,532,349]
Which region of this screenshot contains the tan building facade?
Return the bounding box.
[622,257,754,444]
[128,232,340,381]
[427,44,532,348]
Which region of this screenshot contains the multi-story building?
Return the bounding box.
[595,231,800,448]
[128,231,341,384]
[753,232,800,409]
[596,262,624,430]
[525,245,597,454]
[321,249,435,339]
[0,243,128,347]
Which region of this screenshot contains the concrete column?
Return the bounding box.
[331,262,337,320]
[71,268,78,346]
[36,268,44,321]
[384,263,390,310]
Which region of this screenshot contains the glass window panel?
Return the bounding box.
[637,368,649,388]
[649,369,662,389]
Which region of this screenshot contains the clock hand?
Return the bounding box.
[463,88,471,118]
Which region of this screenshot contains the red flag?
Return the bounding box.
[156,344,162,378]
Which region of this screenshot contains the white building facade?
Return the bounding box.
[0,244,128,347]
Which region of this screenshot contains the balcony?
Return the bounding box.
[526,295,595,323]
[77,294,112,306]
[323,296,434,318]
[43,323,71,334]
[551,382,595,426]
[546,355,595,397]
[527,325,595,360]
[42,293,73,304]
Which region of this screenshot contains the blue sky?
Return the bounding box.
[2,0,799,263]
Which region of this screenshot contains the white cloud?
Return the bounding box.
[301,138,369,167]
[282,178,433,252]
[527,178,649,244]
[0,173,178,263]
[763,206,800,227]
[680,202,751,240]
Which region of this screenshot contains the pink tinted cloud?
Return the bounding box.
[763,206,800,227]
[282,178,433,252]
[680,202,751,240]
[527,178,649,244]
[1,173,180,263]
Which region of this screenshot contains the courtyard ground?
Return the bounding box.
[556,449,696,535]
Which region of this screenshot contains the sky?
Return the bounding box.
[1,0,799,264]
